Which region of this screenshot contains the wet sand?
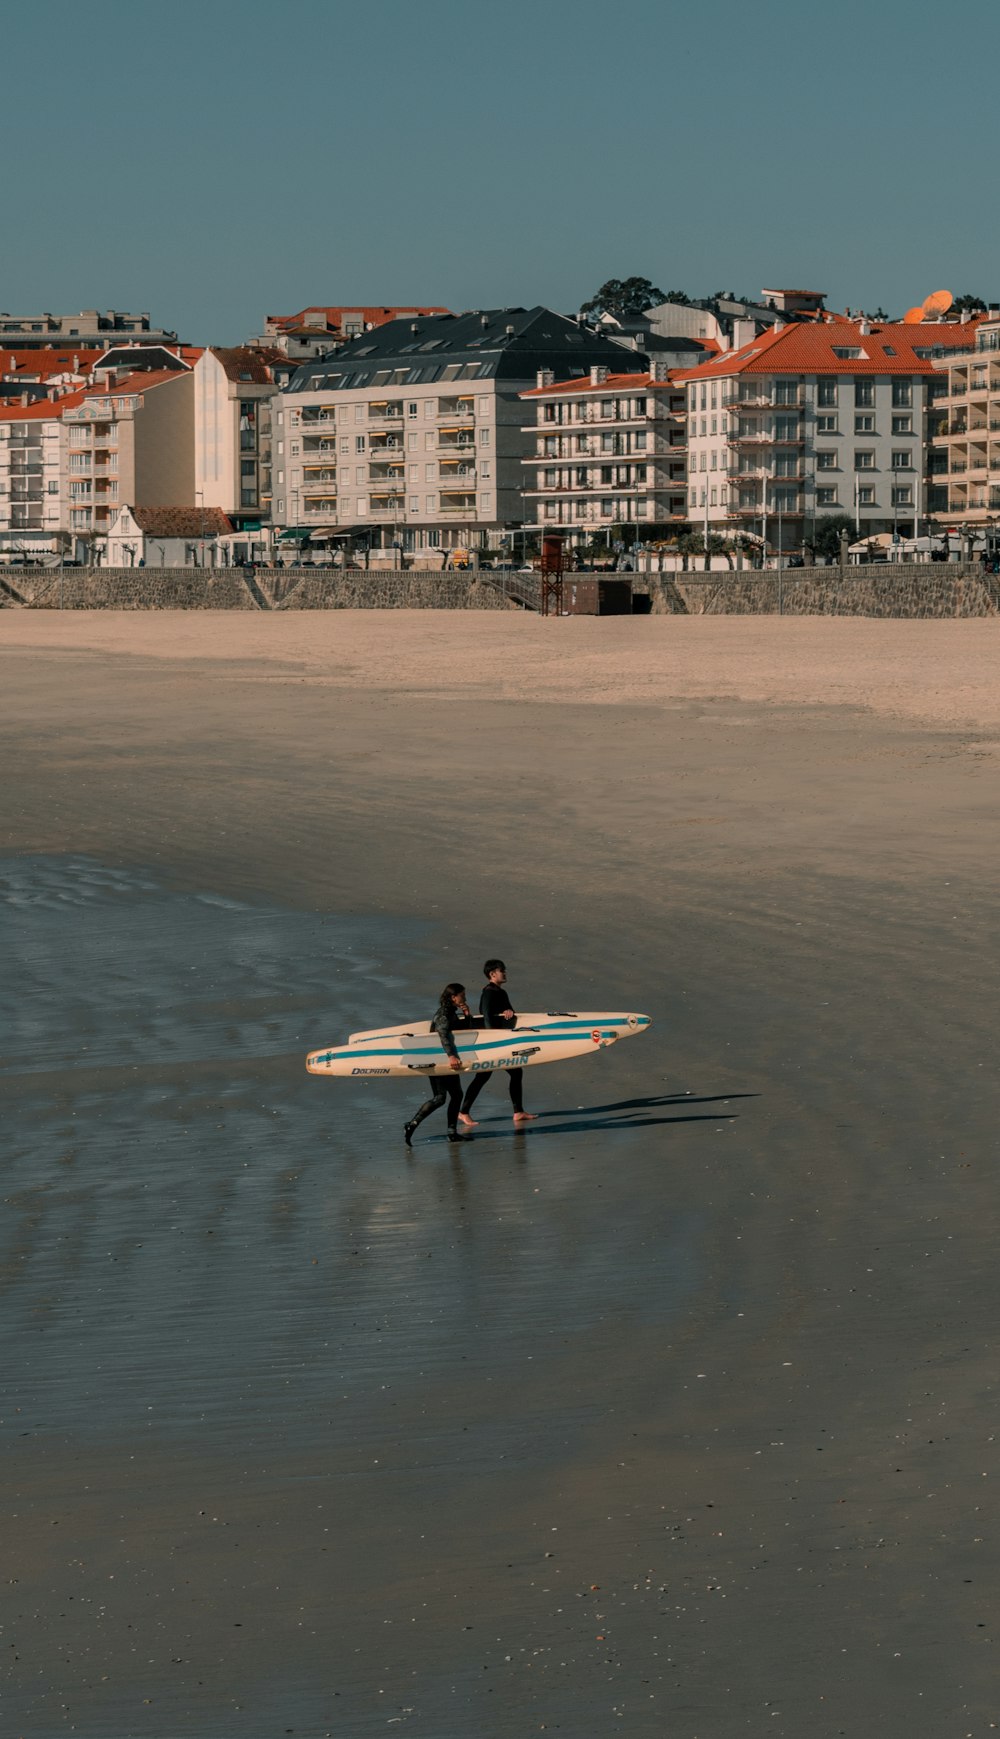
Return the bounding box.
[2,616,999,1737]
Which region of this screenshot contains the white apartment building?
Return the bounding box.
[927,315,1000,527]
[194,346,292,532]
[0,365,196,556]
[677,317,982,552]
[0,394,71,553]
[274,308,646,554]
[519,363,687,545]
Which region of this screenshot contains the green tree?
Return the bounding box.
[580,277,667,321]
[813,514,855,562]
[954,293,989,313]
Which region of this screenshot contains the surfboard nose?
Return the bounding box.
[636,1014,652,1029]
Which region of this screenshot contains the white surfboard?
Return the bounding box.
[306,1011,651,1079]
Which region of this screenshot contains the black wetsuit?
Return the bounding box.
[409,1003,477,1132]
[460,982,525,1116]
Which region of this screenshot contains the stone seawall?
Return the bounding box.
[639,564,1000,618]
[0,567,517,611]
[3,562,999,617]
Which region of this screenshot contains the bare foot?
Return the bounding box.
[513,1111,538,1122]
[457,1113,478,1127]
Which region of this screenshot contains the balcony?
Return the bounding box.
[438,465,476,485]
[368,403,404,423]
[302,438,337,456]
[368,434,404,453]
[438,435,474,453]
[302,499,337,516]
[439,496,477,515]
[303,467,337,483]
[299,409,336,426]
[438,397,475,420]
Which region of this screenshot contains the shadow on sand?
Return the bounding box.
[431,1090,756,1143]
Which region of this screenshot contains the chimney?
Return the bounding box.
[73,353,80,372]
[21,391,29,405]
[650,360,670,382]
[859,317,870,335]
[590,365,609,385]
[536,368,555,389]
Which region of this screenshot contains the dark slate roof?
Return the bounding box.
[286,307,647,392]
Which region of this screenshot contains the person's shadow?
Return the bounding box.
[453,1090,757,1141]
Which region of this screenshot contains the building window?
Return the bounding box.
[425,495,436,513]
[479,427,490,446]
[480,461,491,481]
[854,381,875,408]
[817,379,838,407]
[816,415,837,434]
[891,381,912,408]
[892,486,913,505]
[355,405,364,422]
[855,415,876,434]
[408,402,418,418]
[854,451,875,469]
[409,496,419,512]
[816,487,838,506]
[478,494,492,515]
[857,486,875,505]
[424,401,435,419]
[240,459,255,477]
[426,463,437,481]
[816,450,837,469]
[891,451,912,469]
[710,486,717,505]
[241,489,255,506]
[340,438,349,453]
[892,415,913,435]
[355,436,365,453]
[47,479,58,494]
[358,497,368,515]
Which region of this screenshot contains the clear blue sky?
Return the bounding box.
[5,0,997,344]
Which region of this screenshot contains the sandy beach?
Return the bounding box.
[2,613,999,1738]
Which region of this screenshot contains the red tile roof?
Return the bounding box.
[267,304,451,334]
[123,506,234,537]
[0,347,103,377]
[0,389,86,420]
[83,369,190,397]
[521,371,689,398]
[209,345,282,383]
[673,317,989,381]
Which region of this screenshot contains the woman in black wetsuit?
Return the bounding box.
[404,983,478,1146]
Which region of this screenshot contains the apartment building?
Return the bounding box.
[0,393,79,553]
[275,308,645,553]
[194,346,293,530]
[259,305,451,362]
[0,310,177,347]
[926,313,1000,527]
[676,317,983,552]
[519,363,687,545]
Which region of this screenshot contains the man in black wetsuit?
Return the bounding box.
[458,959,538,1127]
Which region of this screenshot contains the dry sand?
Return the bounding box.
[2,613,999,1738]
[4,610,1000,731]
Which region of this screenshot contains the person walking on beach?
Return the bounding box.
[404,983,476,1146]
[458,959,538,1128]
